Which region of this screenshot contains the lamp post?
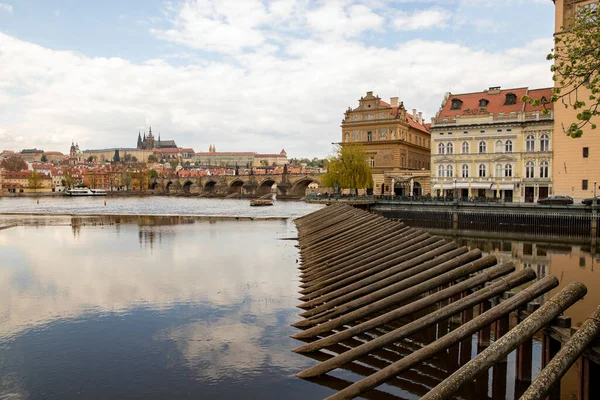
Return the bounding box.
[453,178,457,202]
[594,180,597,208]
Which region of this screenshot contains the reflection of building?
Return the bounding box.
[341,91,431,195]
[430,86,554,202]
[552,0,600,201]
[137,126,177,150]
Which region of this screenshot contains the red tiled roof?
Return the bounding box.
[44,151,64,155]
[255,154,286,158]
[524,88,555,112]
[196,152,256,155]
[406,113,430,134]
[380,100,390,107]
[437,87,553,119]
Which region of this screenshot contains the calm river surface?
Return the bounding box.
[0,197,597,399]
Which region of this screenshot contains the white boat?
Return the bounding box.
[65,188,107,196]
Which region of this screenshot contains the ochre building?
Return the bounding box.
[341,91,431,196]
[552,0,600,201]
[430,86,554,202]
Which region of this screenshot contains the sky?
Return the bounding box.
[0,0,555,158]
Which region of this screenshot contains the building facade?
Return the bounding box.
[430,86,554,202]
[137,127,177,150]
[341,91,431,195]
[552,0,600,201]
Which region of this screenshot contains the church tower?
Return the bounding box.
[137,131,142,149]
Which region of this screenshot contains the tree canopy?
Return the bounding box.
[524,3,599,137]
[28,170,43,191]
[322,144,373,191]
[1,156,27,171]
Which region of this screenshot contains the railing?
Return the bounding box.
[305,193,375,202]
[375,195,504,204]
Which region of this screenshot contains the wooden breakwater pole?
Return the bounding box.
[292,204,600,400]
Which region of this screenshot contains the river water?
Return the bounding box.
[0,197,597,399]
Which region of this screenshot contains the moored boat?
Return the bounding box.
[250,199,273,206]
[65,188,107,196]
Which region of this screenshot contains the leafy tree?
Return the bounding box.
[169,159,179,169]
[87,156,95,163]
[322,144,373,191]
[40,154,48,162]
[28,170,43,192]
[524,4,599,137]
[1,156,27,171]
[148,154,158,163]
[62,167,75,188]
[149,169,159,179]
[123,154,132,163]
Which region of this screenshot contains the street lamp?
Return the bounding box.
[594,180,597,207]
[454,178,457,201]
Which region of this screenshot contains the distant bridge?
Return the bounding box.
[150,173,322,197]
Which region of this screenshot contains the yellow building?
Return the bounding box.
[341,91,431,195]
[552,0,600,201]
[430,86,554,202]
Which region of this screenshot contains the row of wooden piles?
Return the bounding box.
[292,204,600,400]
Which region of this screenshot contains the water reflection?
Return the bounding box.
[0,216,333,400]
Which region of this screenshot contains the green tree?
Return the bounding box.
[524,4,599,137]
[322,144,373,191]
[0,156,27,171]
[28,170,43,192]
[148,154,158,163]
[62,167,75,188]
[87,156,95,163]
[149,169,159,179]
[113,150,120,162]
[40,154,48,162]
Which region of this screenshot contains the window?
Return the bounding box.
[439,132,444,135]
[463,131,468,134]
[495,164,503,177]
[448,132,453,135]
[344,132,350,142]
[526,135,535,152]
[480,130,485,133]
[462,164,469,178]
[367,131,372,141]
[540,160,549,178]
[438,143,445,154]
[507,129,512,132]
[504,93,517,105]
[540,134,549,151]
[368,156,375,168]
[583,180,589,190]
[495,140,504,153]
[462,142,469,154]
[451,98,463,110]
[438,165,445,178]
[479,99,489,107]
[447,165,454,178]
[479,164,486,177]
[505,140,513,153]
[583,147,589,158]
[526,161,535,178]
[497,129,503,132]
[505,164,512,177]
[479,141,487,153]
[447,142,454,154]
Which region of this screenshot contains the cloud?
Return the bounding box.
[0,0,554,157]
[393,7,452,30]
[0,2,12,15]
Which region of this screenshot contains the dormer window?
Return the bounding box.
[504,93,517,105]
[450,99,463,110]
[479,99,489,108]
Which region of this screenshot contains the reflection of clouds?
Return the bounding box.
[0,220,302,342]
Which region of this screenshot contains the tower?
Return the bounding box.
[137,131,142,149]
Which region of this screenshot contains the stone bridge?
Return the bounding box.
[151,173,323,198]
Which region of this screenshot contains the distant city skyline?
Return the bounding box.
[0,0,554,157]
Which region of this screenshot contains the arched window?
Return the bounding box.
[438,164,445,178]
[540,134,549,151]
[505,164,512,177]
[344,132,350,142]
[505,140,513,153]
[438,143,445,155]
[479,141,487,153]
[479,164,486,177]
[451,98,463,110]
[525,161,535,178]
[367,131,372,141]
[504,93,517,105]
[447,142,454,154]
[462,164,469,178]
[461,142,469,154]
[447,165,454,177]
[495,140,504,153]
[526,135,535,152]
[495,164,503,177]
[540,160,549,178]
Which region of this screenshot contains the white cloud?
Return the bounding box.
[0,0,554,157]
[0,2,12,15]
[393,7,452,30]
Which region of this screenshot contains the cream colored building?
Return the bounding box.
[341,91,431,195]
[430,86,554,202]
[552,0,600,201]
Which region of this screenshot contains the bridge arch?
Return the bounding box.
[182,181,193,193]
[165,181,174,193]
[229,180,245,194]
[204,180,218,192]
[291,178,316,197]
[150,181,159,190]
[256,179,276,196]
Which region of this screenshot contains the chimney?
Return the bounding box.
[412,109,417,120]
[418,112,423,125]
[390,97,399,108]
[367,91,373,97]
